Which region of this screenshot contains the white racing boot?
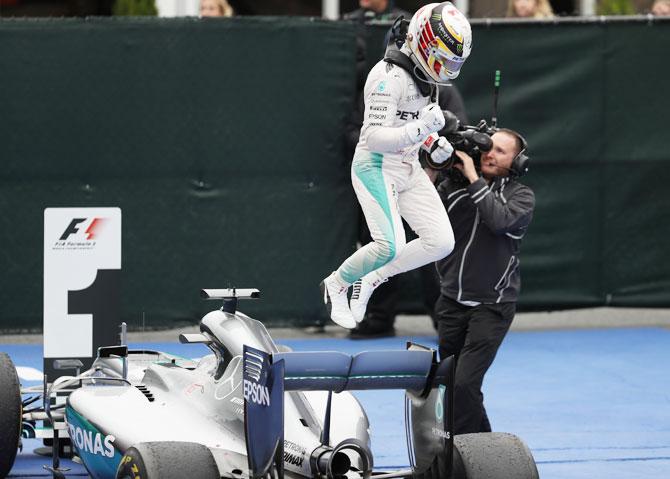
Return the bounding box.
[350,271,388,323]
[320,272,356,329]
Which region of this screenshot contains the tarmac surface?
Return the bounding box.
[3,307,670,478]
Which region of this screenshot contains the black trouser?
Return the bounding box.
[365,263,441,327]
[435,295,515,435]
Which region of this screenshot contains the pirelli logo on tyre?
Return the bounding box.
[118,454,142,479]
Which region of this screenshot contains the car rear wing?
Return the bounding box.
[273,349,433,393]
[200,288,260,314]
[242,344,455,479]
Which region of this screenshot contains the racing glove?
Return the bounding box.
[421,134,455,169]
[404,103,446,144]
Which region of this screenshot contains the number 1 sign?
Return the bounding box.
[43,208,121,380]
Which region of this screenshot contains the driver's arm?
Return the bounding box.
[360,68,443,152]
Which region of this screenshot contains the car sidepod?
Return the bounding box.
[66,406,124,479]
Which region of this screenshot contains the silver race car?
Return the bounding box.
[0,289,538,479]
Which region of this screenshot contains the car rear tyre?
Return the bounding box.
[413,432,538,479]
[116,441,219,479]
[451,432,539,479]
[0,352,22,479]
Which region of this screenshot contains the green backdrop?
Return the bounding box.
[1,17,668,331]
[460,19,670,309]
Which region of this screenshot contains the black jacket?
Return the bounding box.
[436,175,535,304]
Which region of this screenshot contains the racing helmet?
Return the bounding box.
[406,2,472,82]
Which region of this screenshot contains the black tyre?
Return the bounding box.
[0,353,22,479]
[116,441,219,479]
[451,432,539,479]
[413,432,539,479]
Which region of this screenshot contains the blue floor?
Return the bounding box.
[3,328,669,478]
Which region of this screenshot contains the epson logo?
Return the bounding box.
[244,379,270,406]
[67,423,115,458]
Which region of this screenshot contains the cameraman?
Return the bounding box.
[433,128,535,435]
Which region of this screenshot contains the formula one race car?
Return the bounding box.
[0,289,539,479]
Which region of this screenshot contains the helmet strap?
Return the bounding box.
[412,64,438,101]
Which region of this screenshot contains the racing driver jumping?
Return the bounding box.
[321,2,473,328]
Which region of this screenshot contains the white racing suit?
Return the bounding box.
[337,54,455,285]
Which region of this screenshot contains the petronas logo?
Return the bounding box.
[457,43,463,54]
[431,13,441,21]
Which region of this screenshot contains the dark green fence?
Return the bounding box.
[1,17,668,331]
[454,18,670,309]
[371,18,670,312]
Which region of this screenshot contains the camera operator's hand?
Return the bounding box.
[406,104,446,142]
[454,150,480,183]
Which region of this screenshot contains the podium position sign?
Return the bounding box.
[43,208,121,379]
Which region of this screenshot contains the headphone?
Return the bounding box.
[497,129,530,178]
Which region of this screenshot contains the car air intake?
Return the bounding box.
[135,385,155,402]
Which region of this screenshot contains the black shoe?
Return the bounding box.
[349,320,395,339]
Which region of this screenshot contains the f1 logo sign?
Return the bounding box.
[59,218,87,240]
[44,208,121,380]
[58,218,106,242]
[58,218,106,246]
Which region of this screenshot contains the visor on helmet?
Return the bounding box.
[417,36,466,81]
[432,45,466,80]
